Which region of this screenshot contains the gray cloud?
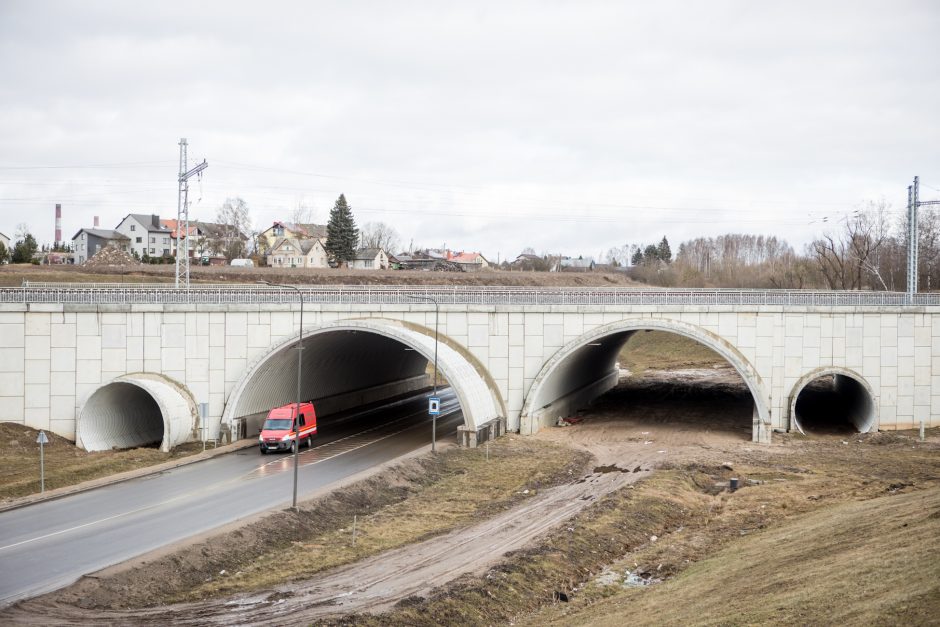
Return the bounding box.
[0,1,938,260]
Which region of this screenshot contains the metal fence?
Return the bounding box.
[1,282,938,307]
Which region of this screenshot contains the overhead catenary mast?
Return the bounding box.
[907,176,940,301]
[175,138,208,289]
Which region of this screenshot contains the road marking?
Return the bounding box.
[0,402,461,553]
[253,402,458,473]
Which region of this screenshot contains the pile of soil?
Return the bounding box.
[84,246,140,267]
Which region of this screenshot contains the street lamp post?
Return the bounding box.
[259,280,303,509]
[406,294,439,452]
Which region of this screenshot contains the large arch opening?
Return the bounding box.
[77,374,196,452]
[224,319,502,443]
[790,370,876,435]
[521,319,771,443]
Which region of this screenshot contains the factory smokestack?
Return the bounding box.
[55,204,62,246]
[94,216,100,227]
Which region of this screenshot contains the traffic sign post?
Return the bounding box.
[36,430,49,493]
[200,402,209,452]
[428,396,441,454]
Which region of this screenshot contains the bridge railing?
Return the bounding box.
[2,283,939,306]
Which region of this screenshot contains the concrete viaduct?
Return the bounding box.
[0,284,938,452]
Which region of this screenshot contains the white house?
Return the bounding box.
[351,248,389,270]
[266,237,330,268]
[115,214,173,259]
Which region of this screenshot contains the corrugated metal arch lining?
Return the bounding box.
[78,374,195,452]
[225,321,501,432]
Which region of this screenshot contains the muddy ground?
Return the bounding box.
[3,369,938,625]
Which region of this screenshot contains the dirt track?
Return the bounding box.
[4,368,758,624]
[7,469,638,625]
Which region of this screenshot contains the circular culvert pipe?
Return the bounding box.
[77,375,196,452]
[791,371,876,434]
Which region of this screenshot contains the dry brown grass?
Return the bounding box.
[0,263,639,287]
[619,330,727,372]
[43,437,590,609]
[0,422,203,501]
[547,487,940,626]
[348,433,940,627]
[178,437,587,601]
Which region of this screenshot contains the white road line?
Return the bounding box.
[0,406,460,553]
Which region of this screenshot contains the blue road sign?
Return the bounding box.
[428,397,441,415]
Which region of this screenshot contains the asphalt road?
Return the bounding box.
[0,389,461,608]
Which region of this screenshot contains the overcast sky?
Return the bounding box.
[1,1,938,262]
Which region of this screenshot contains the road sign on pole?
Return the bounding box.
[429,397,441,415]
[200,402,209,451]
[36,430,49,493]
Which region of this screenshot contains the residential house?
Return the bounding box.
[160,219,243,263]
[258,221,327,254]
[266,237,329,268]
[510,253,549,271]
[115,214,173,259]
[449,251,489,271]
[553,256,596,272]
[160,218,198,257]
[351,248,389,270]
[71,229,131,264]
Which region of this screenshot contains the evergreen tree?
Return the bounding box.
[0,241,9,264]
[643,244,660,264]
[11,232,38,263]
[658,236,672,263]
[630,248,644,266]
[325,194,359,266]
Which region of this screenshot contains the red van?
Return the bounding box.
[258,401,317,453]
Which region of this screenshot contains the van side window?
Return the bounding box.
[298,414,305,427]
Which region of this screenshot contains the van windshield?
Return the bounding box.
[262,419,293,431]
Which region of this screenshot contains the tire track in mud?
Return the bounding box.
[4,469,645,625]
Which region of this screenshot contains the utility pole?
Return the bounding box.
[175,138,208,289]
[907,175,940,302]
[907,179,917,300]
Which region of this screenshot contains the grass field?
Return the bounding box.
[0,423,204,501]
[618,330,727,372]
[0,262,640,287]
[368,433,940,627]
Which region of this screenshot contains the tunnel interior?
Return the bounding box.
[528,329,756,440]
[233,329,439,438]
[793,373,875,434]
[79,382,164,451]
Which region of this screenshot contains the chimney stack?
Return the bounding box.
[55,204,62,246]
[93,216,100,227]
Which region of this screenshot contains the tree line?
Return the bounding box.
[611,200,934,290]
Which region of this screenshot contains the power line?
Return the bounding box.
[0,161,175,170]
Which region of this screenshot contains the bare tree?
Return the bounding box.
[603,244,632,267]
[359,221,401,252]
[810,209,887,290]
[291,199,316,226]
[215,197,252,260]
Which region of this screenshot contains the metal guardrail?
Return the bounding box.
[2,282,938,307]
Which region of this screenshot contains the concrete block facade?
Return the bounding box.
[0,302,935,445]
